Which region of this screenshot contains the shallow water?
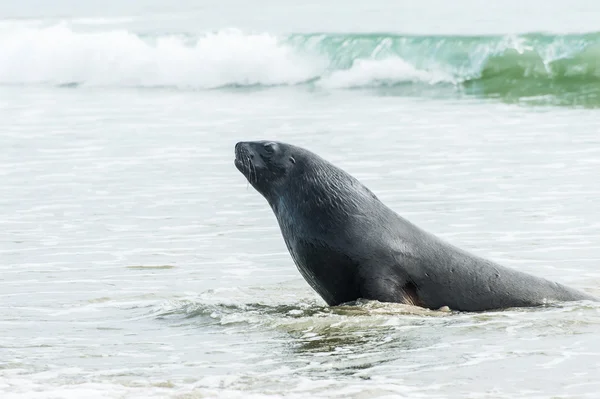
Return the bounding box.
[2,2,600,398]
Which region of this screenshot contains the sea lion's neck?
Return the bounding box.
[269,161,377,229]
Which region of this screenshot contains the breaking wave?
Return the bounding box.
[1,22,599,105]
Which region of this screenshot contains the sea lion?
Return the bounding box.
[234,140,597,311]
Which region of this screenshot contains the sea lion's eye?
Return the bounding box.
[263,142,276,154]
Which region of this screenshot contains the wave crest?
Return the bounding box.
[1,23,600,105]
[0,24,324,87]
[320,58,454,88]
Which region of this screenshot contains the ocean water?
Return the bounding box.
[2,1,600,398]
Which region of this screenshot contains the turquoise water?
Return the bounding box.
[2,1,600,398]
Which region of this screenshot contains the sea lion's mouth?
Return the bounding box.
[234,142,256,182]
[234,144,247,169]
[234,157,244,170]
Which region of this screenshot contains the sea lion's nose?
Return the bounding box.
[235,142,247,156]
[235,142,254,159]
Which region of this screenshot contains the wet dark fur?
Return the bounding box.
[234,140,597,311]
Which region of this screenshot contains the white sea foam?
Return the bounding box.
[0,24,324,88]
[319,58,454,88]
[0,23,453,89]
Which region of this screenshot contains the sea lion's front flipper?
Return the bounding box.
[360,274,423,308]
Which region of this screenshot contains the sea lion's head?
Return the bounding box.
[234,140,299,199]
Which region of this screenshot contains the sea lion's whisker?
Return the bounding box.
[245,157,252,188]
[251,160,257,184]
